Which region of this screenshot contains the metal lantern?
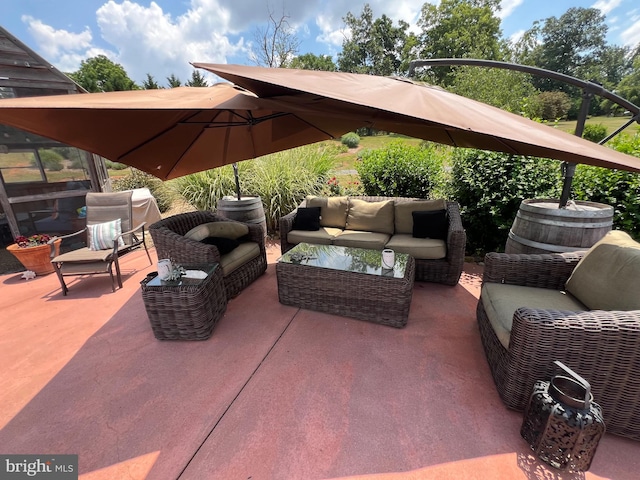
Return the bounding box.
[521,361,606,472]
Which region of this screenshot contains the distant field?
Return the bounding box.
[331,134,423,171]
[553,115,640,136]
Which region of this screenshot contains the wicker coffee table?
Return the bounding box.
[140,264,227,340]
[276,243,415,328]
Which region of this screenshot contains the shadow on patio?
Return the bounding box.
[0,245,637,479]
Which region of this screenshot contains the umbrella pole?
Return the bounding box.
[233,162,241,200]
[559,90,593,208]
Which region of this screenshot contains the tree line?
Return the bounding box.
[66,0,640,120]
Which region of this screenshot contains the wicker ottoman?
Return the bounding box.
[141,264,227,340]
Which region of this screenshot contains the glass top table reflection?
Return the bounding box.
[278,243,409,279]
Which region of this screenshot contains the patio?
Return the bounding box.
[1,243,638,479]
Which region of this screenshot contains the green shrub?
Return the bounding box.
[572,164,640,238]
[531,91,572,121]
[355,141,447,198]
[174,144,335,234]
[341,132,361,148]
[446,150,561,255]
[67,153,86,170]
[111,168,176,213]
[582,124,608,143]
[37,149,64,171]
[609,131,640,156]
[105,160,129,170]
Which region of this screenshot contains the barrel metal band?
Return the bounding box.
[508,231,585,253]
[516,212,612,229]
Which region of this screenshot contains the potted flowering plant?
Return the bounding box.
[6,233,62,275]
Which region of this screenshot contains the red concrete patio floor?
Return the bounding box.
[1,244,638,480]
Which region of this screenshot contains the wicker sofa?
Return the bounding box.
[477,230,640,441]
[279,195,466,285]
[149,211,267,298]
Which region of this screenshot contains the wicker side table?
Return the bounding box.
[140,264,227,340]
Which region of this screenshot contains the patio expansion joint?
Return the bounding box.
[175,307,303,479]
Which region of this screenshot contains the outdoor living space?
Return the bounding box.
[1,243,639,480]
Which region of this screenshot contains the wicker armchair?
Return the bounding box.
[477,251,640,441]
[149,211,267,298]
[279,196,466,285]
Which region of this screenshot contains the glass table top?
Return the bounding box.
[145,264,218,287]
[278,243,409,279]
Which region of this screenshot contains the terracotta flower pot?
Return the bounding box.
[6,238,62,275]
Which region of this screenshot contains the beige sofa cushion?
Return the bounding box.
[565,230,640,310]
[306,195,349,228]
[287,227,343,246]
[346,199,395,234]
[185,221,249,241]
[385,234,446,260]
[394,199,447,234]
[482,283,587,348]
[219,242,260,276]
[332,230,390,250]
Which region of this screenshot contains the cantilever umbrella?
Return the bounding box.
[0,83,360,180]
[194,63,640,173]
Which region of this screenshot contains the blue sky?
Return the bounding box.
[2,0,639,86]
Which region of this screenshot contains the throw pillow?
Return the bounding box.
[293,207,321,231]
[306,195,349,228]
[565,230,640,310]
[345,199,395,234]
[395,199,447,234]
[88,219,124,251]
[412,210,448,240]
[185,221,250,241]
[201,236,240,255]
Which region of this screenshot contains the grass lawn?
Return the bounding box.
[330,134,423,171]
[552,115,640,136]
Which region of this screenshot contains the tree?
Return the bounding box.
[608,55,640,112]
[166,74,182,88]
[186,70,209,87]
[142,73,161,89]
[69,55,137,92]
[516,7,610,90]
[337,3,412,76]
[251,7,300,67]
[449,66,538,115]
[416,0,504,85]
[289,53,336,71]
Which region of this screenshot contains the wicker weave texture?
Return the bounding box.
[141,266,227,340]
[149,211,267,298]
[279,196,465,285]
[477,252,640,441]
[276,255,415,328]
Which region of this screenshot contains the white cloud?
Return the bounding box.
[591,0,623,16]
[312,0,426,51]
[22,15,93,60]
[499,0,524,20]
[509,29,525,44]
[620,14,640,47]
[94,0,247,84]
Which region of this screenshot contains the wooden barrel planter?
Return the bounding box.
[505,199,613,255]
[216,196,267,237]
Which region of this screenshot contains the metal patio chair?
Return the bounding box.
[51,191,152,295]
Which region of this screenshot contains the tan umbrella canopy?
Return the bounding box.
[0,83,360,180]
[194,63,640,173]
